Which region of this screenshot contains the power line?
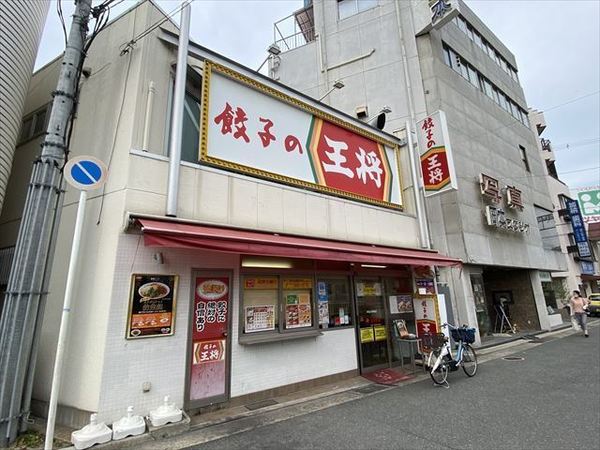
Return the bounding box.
[120,0,194,55]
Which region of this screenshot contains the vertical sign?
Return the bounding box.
[413,296,439,338]
[416,111,458,197]
[189,277,229,403]
[566,199,592,258]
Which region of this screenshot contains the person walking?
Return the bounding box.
[570,290,590,337]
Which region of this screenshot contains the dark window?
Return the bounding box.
[167,69,202,163]
[546,160,559,180]
[519,145,530,172]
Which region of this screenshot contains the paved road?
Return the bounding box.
[190,326,599,450]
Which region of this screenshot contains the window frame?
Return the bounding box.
[519,145,531,172]
[239,272,322,344]
[315,276,355,331]
[18,104,50,145]
[338,0,378,20]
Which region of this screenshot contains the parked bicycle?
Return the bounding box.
[422,323,478,386]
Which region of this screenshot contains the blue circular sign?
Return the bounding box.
[64,156,108,191]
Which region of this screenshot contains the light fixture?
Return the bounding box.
[360,264,387,269]
[257,44,282,72]
[368,106,392,130]
[318,80,345,101]
[153,252,164,264]
[241,257,292,269]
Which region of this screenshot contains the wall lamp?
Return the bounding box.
[318,80,345,101]
[257,44,282,72]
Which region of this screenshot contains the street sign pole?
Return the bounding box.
[44,156,107,450]
[44,190,87,450]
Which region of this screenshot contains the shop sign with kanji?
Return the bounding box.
[416,111,458,197]
[200,61,403,209]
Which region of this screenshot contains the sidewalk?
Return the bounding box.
[27,323,592,450]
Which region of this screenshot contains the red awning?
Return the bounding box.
[136,218,461,267]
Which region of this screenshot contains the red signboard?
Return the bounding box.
[416,111,457,197]
[308,119,393,203]
[189,277,229,403]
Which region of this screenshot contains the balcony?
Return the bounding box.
[557,208,571,221]
[274,4,315,52]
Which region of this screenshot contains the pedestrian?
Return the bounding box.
[570,290,590,337]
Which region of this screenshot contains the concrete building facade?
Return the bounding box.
[0,0,49,213]
[0,0,458,429]
[272,0,568,340]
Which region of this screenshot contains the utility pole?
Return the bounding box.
[0,0,93,446]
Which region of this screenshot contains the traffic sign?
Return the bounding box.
[63,156,108,190]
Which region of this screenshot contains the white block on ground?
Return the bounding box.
[71,413,112,449]
[112,406,146,440]
[149,395,182,427]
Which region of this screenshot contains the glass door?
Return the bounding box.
[355,278,389,371]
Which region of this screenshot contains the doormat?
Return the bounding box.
[361,368,414,386]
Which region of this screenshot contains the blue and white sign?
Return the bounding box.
[581,261,595,275]
[566,199,591,258]
[63,156,108,191]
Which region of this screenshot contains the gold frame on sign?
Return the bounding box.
[199,60,404,210]
[126,274,179,340]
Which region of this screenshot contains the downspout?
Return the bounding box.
[395,0,431,249]
[141,81,155,151]
[166,2,191,217]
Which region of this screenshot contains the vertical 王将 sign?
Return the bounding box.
[416,111,458,197]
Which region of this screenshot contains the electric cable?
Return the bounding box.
[57,0,68,49]
[120,0,194,55]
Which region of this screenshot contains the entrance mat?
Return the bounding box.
[361,368,414,386]
[353,384,390,395]
[244,399,278,411]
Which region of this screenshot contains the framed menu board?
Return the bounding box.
[126,274,179,339]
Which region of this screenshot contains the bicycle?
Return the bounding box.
[422,323,478,386]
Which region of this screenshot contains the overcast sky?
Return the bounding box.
[35,0,600,192]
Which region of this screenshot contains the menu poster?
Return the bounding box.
[127,274,178,339]
[374,325,387,341]
[360,327,374,343]
[245,305,275,333]
[394,319,409,338]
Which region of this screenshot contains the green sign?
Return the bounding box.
[577,190,600,217]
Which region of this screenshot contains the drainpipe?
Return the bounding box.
[406,121,430,249]
[166,2,191,217]
[142,81,155,151]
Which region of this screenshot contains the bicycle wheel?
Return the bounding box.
[429,353,449,385]
[462,344,478,377]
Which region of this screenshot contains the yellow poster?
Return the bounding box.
[244,277,278,290]
[360,327,375,343]
[374,325,387,341]
[283,278,313,290]
[298,293,311,304]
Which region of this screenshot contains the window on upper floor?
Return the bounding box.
[338,0,377,20]
[546,160,560,180]
[519,145,530,172]
[18,104,50,145]
[535,206,561,251]
[166,67,202,164]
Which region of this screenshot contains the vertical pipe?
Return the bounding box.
[44,190,87,450]
[406,121,430,249]
[142,81,156,151]
[166,2,191,217]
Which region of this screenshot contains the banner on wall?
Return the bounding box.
[200,61,404,209]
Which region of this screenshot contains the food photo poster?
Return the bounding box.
[126,274,179,339]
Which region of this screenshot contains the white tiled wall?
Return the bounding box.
[97,234,358,424]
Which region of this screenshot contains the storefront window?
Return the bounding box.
[241,275,317,336]
[283,278,313,330]
[316,278,353,329]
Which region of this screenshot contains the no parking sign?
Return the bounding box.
[63,155,107,190]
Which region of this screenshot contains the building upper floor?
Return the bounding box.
[0,0,425,254]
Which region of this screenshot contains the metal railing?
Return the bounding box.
[274,27,315,52]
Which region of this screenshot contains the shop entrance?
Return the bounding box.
[355,275,415,373]
[186,271,232,409]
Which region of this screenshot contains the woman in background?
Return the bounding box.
[570,290,590,337]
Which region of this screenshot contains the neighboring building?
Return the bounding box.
[529,109,599,308]
[0,0,49,213]
[587,222,600,293]
[272,0,568,341]
[0,0,457,429]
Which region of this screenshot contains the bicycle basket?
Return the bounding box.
[451,327,476,344]
[420,333,447,352]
